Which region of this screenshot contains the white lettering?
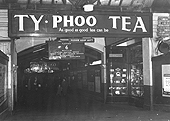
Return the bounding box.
[109,16,120,29]
[53,15,96,27]
[29,15,44,31]
[122,16,131,31]
[75,16,85,26]
[63,16,74,27]
[14,14,148,34]
[86,16,97,27]
[53,15,62,28]
[133,17,147,32]
[14,15,29,31]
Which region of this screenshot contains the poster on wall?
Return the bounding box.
[162,65,170,97]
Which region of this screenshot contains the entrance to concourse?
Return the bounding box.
[17,41,102,109]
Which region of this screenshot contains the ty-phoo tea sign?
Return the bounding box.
[8,10,152,38]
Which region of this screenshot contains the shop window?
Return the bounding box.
[129,44,142,63]
[0,64,7,103]
[129,43,144,97]
[108,64,128,96]
[108,47,127,63]
[130,64,144,97]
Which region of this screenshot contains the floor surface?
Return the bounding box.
[2,90,170,121]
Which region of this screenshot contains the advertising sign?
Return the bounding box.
[60,37,94,43]
[162,65,170,97]
[9,10,152,38]
[48,40,85,60]
[157,17,170,37]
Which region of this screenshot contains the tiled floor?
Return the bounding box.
[2,90,170,121]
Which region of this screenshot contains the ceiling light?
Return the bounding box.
[83,4,94,12]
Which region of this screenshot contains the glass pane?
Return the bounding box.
[108,63,128,96]
[130,64,144,97]
[129,44,142,63]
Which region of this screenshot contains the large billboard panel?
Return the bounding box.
[9,10,153,38]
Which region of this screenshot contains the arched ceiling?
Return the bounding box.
[17,42,102,69]
[0,0,169,12]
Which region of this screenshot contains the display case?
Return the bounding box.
[109,66,128,96]
[106,44,144,103]
[106,47,128,102]
[129,43,143,97]
[130,64,144,97]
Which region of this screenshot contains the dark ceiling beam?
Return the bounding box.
[40,0,42,4]
[108,0,112,6]
[97,0,101,5]
[130,0,134,7]
[119,0,123,6]
[51,0,54,4]
[27,0,31,4]
[62,0,67,5]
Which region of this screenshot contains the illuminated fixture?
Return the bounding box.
[90,60,102,65]
[115,0,119,2]
[83,4,94,12]
[116,39,135,46]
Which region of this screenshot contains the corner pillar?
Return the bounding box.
[142,38,153,110]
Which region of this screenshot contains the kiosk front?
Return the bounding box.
[106,41,144,107]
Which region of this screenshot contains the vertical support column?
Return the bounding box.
[101,46,107,103]
[142,38,153,110]
[9,38,15,112]
[13,41,18,105]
